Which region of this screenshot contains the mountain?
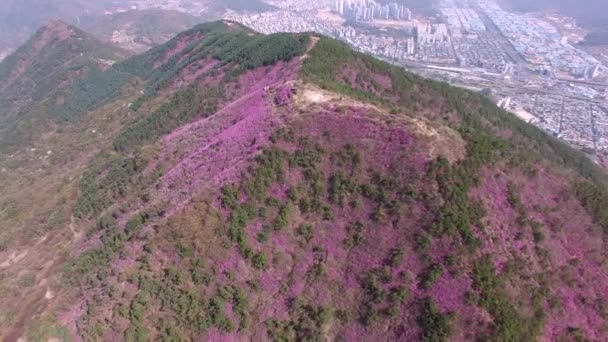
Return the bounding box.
[0,20,131,153]
[0,20,607,342]
[0,0,113,56]
[79,10,205,54]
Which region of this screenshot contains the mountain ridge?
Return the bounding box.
[0,19,131,155]
[0,20,607,341]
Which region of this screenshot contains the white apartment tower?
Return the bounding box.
[335,0,345,14]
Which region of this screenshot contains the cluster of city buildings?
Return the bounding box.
[441,4,485,35]
[415,25,453,64]
[333,26,357,38]
[416,23,448,44]
[334,0,411,22]
[224,11,333,36]
[505,94,608,152]
[477,0,605,79]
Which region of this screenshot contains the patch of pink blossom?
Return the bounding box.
[472,167,608,340]
[430,272,472,313]
[274,85,295,106]
[206,328,248,342]
[154,32,200,68]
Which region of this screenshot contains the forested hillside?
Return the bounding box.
[0,20,607,342]
[0,20,131,154]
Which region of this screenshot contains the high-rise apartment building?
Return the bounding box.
[334,0,412,23]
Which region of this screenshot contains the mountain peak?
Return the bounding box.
[44,19,71,30]
[37,19,78,42]
[0,20,129,125]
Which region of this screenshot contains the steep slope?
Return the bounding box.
[0,21,607,342]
